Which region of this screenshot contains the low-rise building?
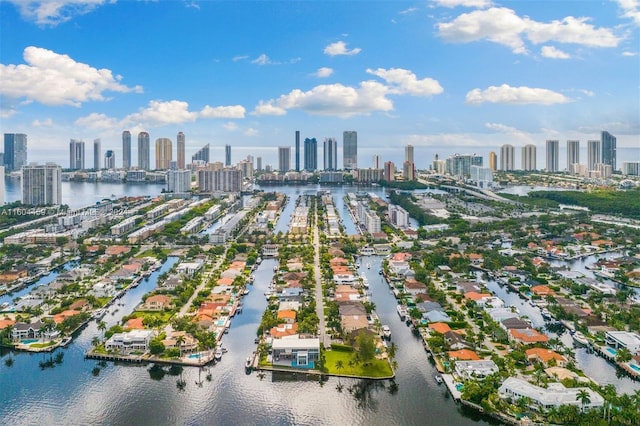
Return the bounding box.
[105,329,155,354]
[605,331,640,355]
[454,359,499,380]
[271,335,320,369]
[498,377,604,411]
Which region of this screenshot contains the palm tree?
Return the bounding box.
[175,335,185,358]
[387,342,398,361]
[98,321,107,341]
[577,389,591,411]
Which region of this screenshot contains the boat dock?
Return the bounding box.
[441,374,462,402]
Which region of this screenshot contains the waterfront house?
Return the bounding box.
[262,244,279,257]
[531,285,555,297]
[53,310,81,324]
[605,331,640,356]
[11,320,44,341]
[162,331,197,354]
[277,310,297,324]
[448,349,480,361]
[444,330,472,350]
[91,281,116,298]
[271,335,320,369]
[428,322,452,335]
[277,288,304,303]
[125,317,145,330]
[423,310,452,323]
[464,291,493,304]
[278,301,301,312]
[455,280,481,294]
[404,279,427,296]
[526,348,567,367]
[500,317,532,331]
[0,318,15,330]
[468,253,484,266]
[139,294,173,311]
[335,285,360,303]
[105,245,131,256]
[270,323,298,338]
[454,360,499,380]
[508,328,549,345]
[498,377,604,411]
[160,275,183,291]
[105,329,154,354]
[176,261,204,277]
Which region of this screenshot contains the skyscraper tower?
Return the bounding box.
[3,133,27,171]
[324,137,337,171]
[278,146,291,173]
[601,131,617,171]
[521,144,537,171]
[373,155,381,169]
[343,131,357,170]
[138,132,150,170]
[295,131,301,172]
[177,132,185,169]
[155,138,172,170]
[566,140,580,169]
[122,130,131,169]
[93,139,101,170]
[546,140,559,172]
[22,163,62,206]
[587,140,601,171]
[303,137,317,171]
[488,151,497,171]
[405,144,414,164]
[225,144,231,166]
[69,139,85,170]
[192,144,210,163]
[500,144,515,171]
[104,150,115,169]
[256,157,262,172]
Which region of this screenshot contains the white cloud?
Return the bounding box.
[366,68,444,97]
[185,1,200,10]
[244,128,258,136]
[232,55,249,62]
[432,0,492,8]
[32,118,54,127]
[314,67,334,78]
[200,105,246,119]
[484,122,533,142]
[399,7,419,14]
[8,0,109,26]
[616,0,640,26]
[323,41,362,56]
[253,81,393,118]
[437,7,621,54]
[0,46,142,107]
[74,112,119,130]
[622,51,638,56]
[252,54,272,65]
[540,45,570,59]
[223,122,238,131]
[127,100,197,126]
[465,84,571,105]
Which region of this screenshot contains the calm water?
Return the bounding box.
[0,183,494,425]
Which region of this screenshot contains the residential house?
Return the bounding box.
[91,281,116,298]
[500,317,532,331]
[605,331,640,355]
[105,329,155,354]
[526,348,567,367]
[271,335,320,369]
[140,294,173,311]
[262,244,279,257]
[509,328,549,345]
[444,330,472,350]
[498,377,604,411]
[277,310,297,324]
[270,323,298,338]
[12,320,44,341]
[455,360,499,379]
[176,261,204,277]
[487,308,520,323]
[428,322,452,335]
[531,285,555,297]
[448,349,480,361]
[404,279,427,296]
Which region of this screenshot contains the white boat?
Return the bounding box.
[435,374,443,384]
[243,288,250,296]
[248,275,255,283]
[245,356,253,372]
[397,305,408,321]
[214,348,223,360]
[361,277,369,288]
[572,331,589,346]
[256,257,262,264]
[367,263,371,269]
[381,325,391,340]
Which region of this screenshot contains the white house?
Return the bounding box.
[605,331,640,355]
[105,329,155,354]
[91,282,116,298]
[498,377,604,411]
[455,360,499,380]
[176,261,204,277]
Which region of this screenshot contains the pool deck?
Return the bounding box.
[441,373,462,402]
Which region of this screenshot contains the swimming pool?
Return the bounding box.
[188,353,201,359]
[21,339,39,344]
[455,383,464,392]
[630,364,640,373]
[605,347,617,357]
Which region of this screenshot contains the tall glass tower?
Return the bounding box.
[122,130,131,169]
[546,140,559,172]
[303,137,317,171]
[343,131,357,170]
[601,131,616,171]
[138,132,150,170]
[177,132,185,169]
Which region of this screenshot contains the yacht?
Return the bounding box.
[381,325,391,340]
[214,348,223,361]
[572,331,589,346]
[361,277,369,288]
[397,305,408,321]
[435,374,443,384]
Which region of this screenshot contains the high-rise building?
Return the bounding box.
[567,140,580,170]
[192,143,210,163]
[488,151,497,171]
[0,166,5,205]
[225,144,231,166]
[69,139,85,170]
[500,144,515,171]
[167,169,192,193]
[177,132,185,169]
[3,133,28,171]
[587,140,601,171]
[546,140,559,172]
[155,138,172,170]
[601,131,616,171]
[122,130,131,169]
[93,139,101,170]
[323,138,337,171]
[295,131,301,172]
[384,161,395,181]
[521,144,537,171]
[104,150,115,169]
[303,137,317,171]
[445,154,483,178]
[402,161,415,181]
[238,160,254,179]
[470,165,494,188]
[197,169,242,192]
[256,157,262,172]
[22,163,62,206]
[405,144,414,164]
[138,132,150,170]
[278,146,291,173]
[622,162,640,176]
[343,131,357,170]
[372,155,381,169]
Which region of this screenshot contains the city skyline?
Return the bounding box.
[0,1,638,166]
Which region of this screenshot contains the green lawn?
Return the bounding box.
[323,350,393,378]
[135,249,169,258]
[30,341,55,348]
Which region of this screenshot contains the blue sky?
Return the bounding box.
[0,0,639,169]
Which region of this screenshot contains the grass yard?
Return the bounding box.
[323,350,393,378]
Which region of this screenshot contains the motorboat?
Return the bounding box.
[361,277,369,288]
[572,331,589,346]
[435,374,443,384]
[214,348,223,361]
[397,305,408,321]
[381,325,391,340]
[245,356,253,372]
